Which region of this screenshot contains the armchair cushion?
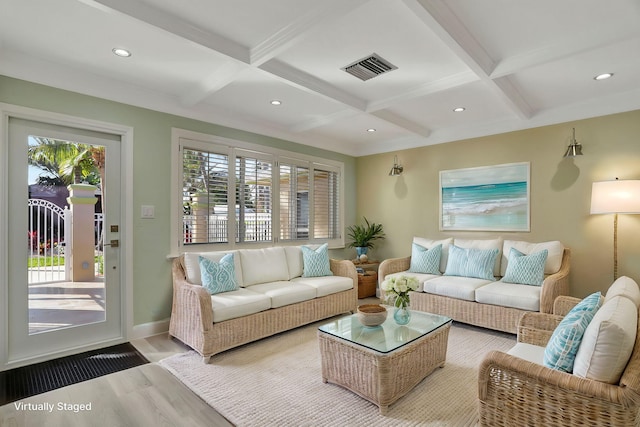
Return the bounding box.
[409,243,441,274]
[501,248,548,286]
[605,276,640,307]
[574,295,637,384]
[543,292,602,372]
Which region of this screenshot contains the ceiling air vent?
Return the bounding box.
[342,53,397,81]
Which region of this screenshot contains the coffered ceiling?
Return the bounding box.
[1,0,639,156]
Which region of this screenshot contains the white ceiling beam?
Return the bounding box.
[180,62,248,107]
[250,0,370,66]
[88,0,250,63]
[402,0,532,119]
[289,109,359,133]
[370,110,432,138]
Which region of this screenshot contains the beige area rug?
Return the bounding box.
[159,321,515,427]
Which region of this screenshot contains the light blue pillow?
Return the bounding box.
[199,254,239,295]
[409,243,442,274]
[302,243,333,278]
[502,248,548,286]
[444,245,498,280]
[544,292,602,373]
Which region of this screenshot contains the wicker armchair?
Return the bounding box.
[478,296,640,426]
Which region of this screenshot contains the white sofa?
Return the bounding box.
[379,237,571,334]
[169,245,357,362]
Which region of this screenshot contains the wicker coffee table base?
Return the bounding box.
[318,322,451,414]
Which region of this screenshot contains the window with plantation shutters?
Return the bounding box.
[279,161,309,240]
[313,165,340,240]
[235,150,273,243]
[182,146,229,244]
[173,129,344,251]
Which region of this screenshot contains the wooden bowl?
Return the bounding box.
[357,304,387,327]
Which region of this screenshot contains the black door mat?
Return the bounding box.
[0,342,149,406]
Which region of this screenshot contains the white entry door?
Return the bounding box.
[4,117,125,368]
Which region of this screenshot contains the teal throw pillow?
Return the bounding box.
[302,243,333,278]
[409,243,442,274]
[444,245,498,280]
[199,253,239,295]
[544,292,602,373]
[502,248,548,286]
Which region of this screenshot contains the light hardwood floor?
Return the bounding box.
[0,334,234,427]
[1,297,380,426]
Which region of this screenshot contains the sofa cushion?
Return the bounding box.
[384,271,440,292]
[247,281,317,308]
[423,276,492,302]
[454,238,502,277]
[284,246,304,279]
[444,245,499,281]
[574,295,637,384]
[409,243,441,274]
[501,240,564,276]
[501,248,548,286]
[291,275,353,298]
[543,292,602,373]
[240,247,289,286]
[606,276,640,307]
[475,281,541,311]
[183,251,244,286]
[210,288,271,322]
[301,243,333,277]
[413,237,452,273]
[507,342,546,365]
[199,254,239,295]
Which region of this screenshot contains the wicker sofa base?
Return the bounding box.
[410,292,527,334]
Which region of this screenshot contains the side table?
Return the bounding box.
[351,260,380,299]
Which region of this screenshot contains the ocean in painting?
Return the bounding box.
[441,181,528,230]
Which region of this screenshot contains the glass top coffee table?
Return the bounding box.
[317,309,452,414]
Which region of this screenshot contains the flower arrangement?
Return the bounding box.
[381,275,419,309]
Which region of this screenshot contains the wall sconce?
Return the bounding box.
[389,155,403,176]
[590,178,640,280]
[563,128,583,158]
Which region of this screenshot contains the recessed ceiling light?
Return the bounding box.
[112,48,131,58]
[270,100,282,106]
[367,128,376,132]
[453,107,466,112]
[594,73,613,81]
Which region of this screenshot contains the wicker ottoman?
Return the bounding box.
[318,310,452,414]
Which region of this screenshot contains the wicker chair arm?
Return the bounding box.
[171,257,214,331]
[553,295,582,316]
[330,259,358,289]
[479,350,640,411]
[517,312,563,346]
[378,256,411,284]
[538,248,571,314]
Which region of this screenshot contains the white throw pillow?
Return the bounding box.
[573,295,637,384]
[501,240,564,276]
[606,276,640,308]
[239,247,289,286]
[413,237,452,273]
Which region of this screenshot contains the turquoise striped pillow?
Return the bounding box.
[302,243,333,277]
[502,248,548,286]
[544,292,602,373]
[444,245,499,280]
[199,253,239,295]
[409,243,442,274]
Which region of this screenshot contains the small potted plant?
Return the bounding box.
[347,216,385,258]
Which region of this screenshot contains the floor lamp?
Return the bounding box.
[590,179,640,280]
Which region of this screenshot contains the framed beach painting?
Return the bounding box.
[439,162,530,231]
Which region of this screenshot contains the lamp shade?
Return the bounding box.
[590,180,640,214]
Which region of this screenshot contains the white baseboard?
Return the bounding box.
[131,318,170,340]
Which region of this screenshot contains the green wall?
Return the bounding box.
[356,110,640,298]
[0,75,357,326]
